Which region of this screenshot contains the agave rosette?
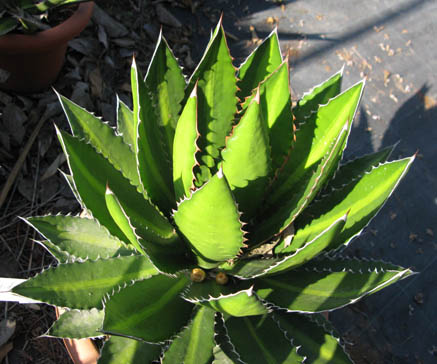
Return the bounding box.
[3,19,414,363]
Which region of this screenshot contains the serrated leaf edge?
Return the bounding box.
[232,213,348,280]
[42,307,105,340]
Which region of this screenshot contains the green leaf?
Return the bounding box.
[173,85,199,201]
[45,309,104,339]
[104,187,147,256]
[212,345,238,364]
[186,18,237,182]
[57,129,176,245]
[237,29,283,100]
[173,170,245,265]
[222,315,303,364]
[182,280,268,317]
[60,171,83,207]
[253,119,349,245]
[99,336,161,364]
[12,255,158,309]
[222,90,271,220]
[292,156,414,252]
[269,81,364,207]
[0,17,18,36]
[213,313,243,364]
[274,311,353,363]
[105,186,191,274]
[57,93,142,192]
[323,144,395,192]
[25,215,132,261]
[116,96,135,149]
[30,0,90,12]
[293,67,343,122]
[37,240,71,263]
[131,59,175,213]
[242,61,294,171]
[162,306,215,364]
[264,214,346,275]
[103,274,192,343]
[224,214,347,279]
[255,257,414,312]
[145,31,186,157]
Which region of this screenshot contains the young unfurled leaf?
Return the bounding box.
[116,96,135,149]
[186,18,237,183]
[237,29,283,100]
[145,31,186,157]
[132,59,175,214]
[293,67,343,122]
[222,90,271,220]
[173,170,245,266]
[173,85,199,201]
[241,61,294,171]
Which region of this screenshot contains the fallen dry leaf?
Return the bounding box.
[0,342,13,362]
[0,319,15,347]
[92,4,129,38]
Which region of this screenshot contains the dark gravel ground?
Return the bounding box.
[0,0,436,363]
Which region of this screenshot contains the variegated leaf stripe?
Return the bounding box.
[12,255,158,309]
[273,311,353,364]
[23,214,133,262]
[57,92,143,194]
[290,156,415,252]
[222,315,303,364]
[223,214,347,279]
[56,127,176,244]
[182,280,268,317]
[102,274,192,343]
[255,258,414,313]
[253,120,350,245]
[99,336,162,364]
[45,308,104,339]
[162,306,215,364]
[132,58,175,214]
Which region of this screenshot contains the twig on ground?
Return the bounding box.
[0,111,48,210]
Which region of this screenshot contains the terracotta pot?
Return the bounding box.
[0,2,94,93]
[55,307,99,364]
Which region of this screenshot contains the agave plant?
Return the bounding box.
[2,19,414,363]
[0,0,90,35]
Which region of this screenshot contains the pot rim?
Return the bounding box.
[0,2,94,54]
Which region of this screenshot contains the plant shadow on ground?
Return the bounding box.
[330,86,437,364]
